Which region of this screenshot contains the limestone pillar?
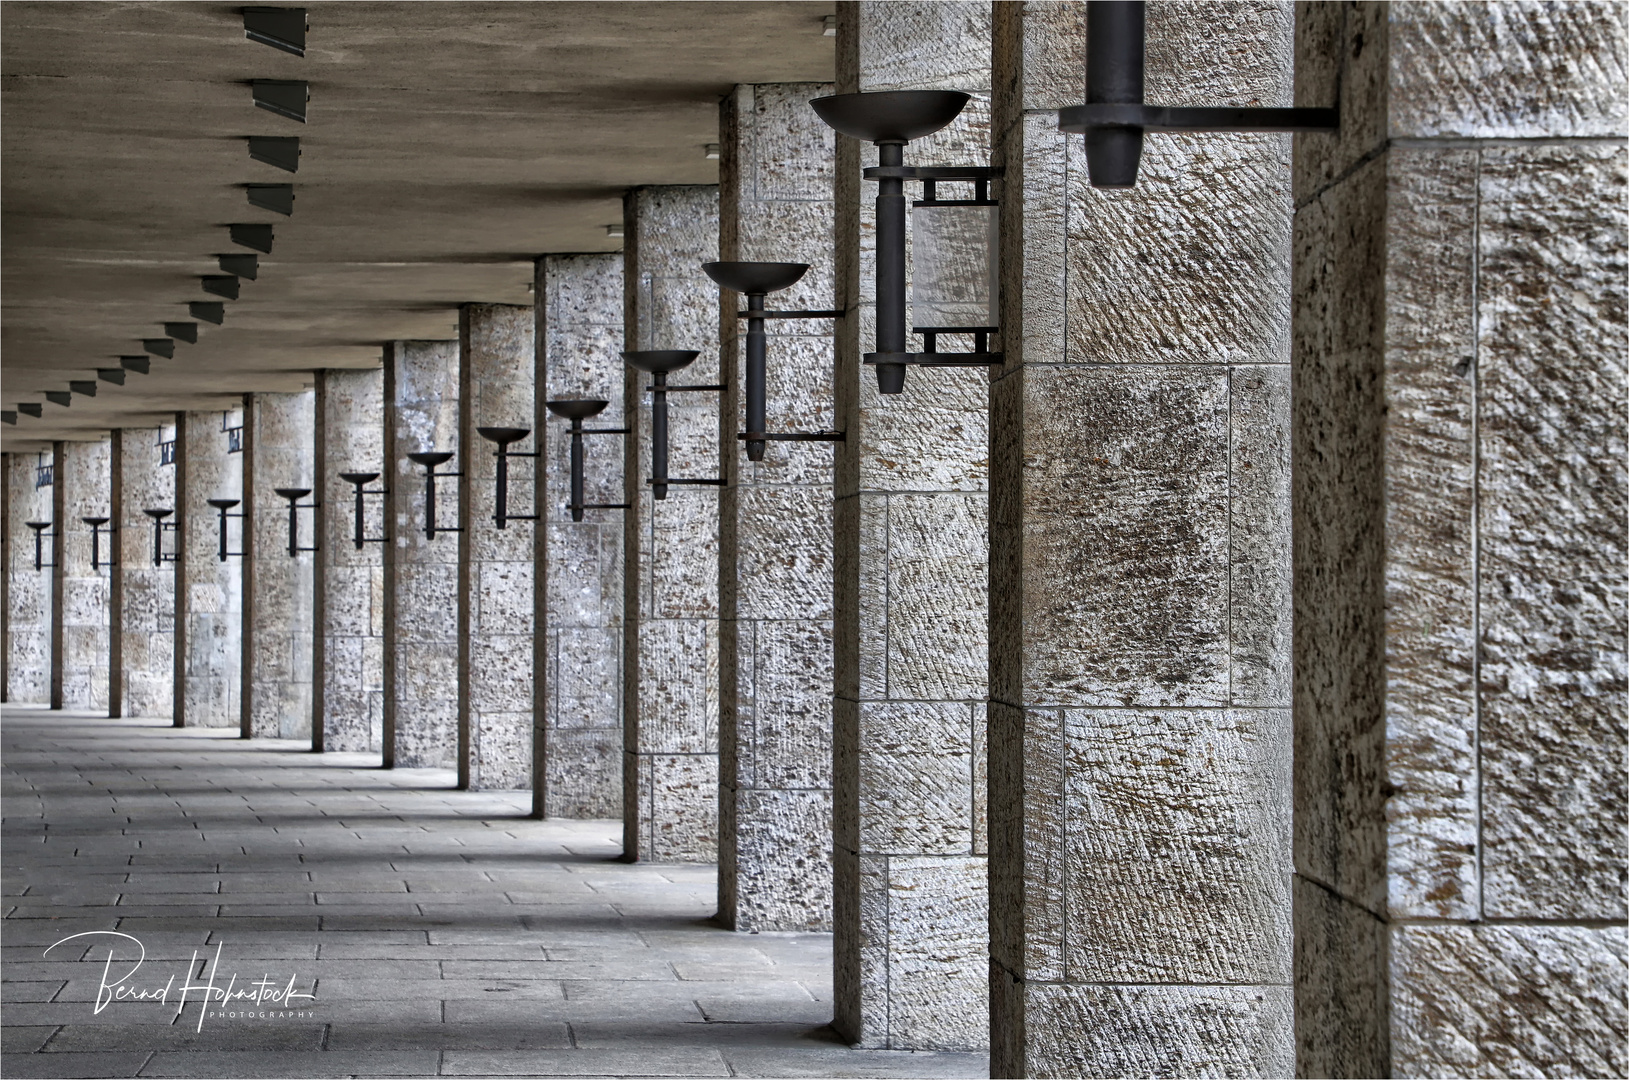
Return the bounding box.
[383,341,460,770]
[538,253,625,818]
[987,4,1297,1074]
[717,82,838,931]
[51,439,113,711]
[314,368,385,754]
[622,185,722,862]
[174,409,244,728]
[831,2,991,1050]
[242,390,315,739]
[4,452,53,703]
[458,303,538,791]
[1294,5,1626,1076]
[116,427,175,718]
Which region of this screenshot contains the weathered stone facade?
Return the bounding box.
[314,368,386,754]
[52,438,112,712]
[539,253,625,818]
[623,185,723,862]
[243,390,315,740]
[174,409,243,729]
[115,428,175,719]
[717,81,839,933]
[832,1,992,1052]
[1293,3,1628,1076]
[458,303,537,791]
[4,452,53,704]
[383,341,461,769]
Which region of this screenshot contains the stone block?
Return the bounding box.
[747,619,833,791]
[1292,877,1388,1078]
[730,788,832,932]
[858,701,973,856]
[886,855,988,1051]
[1230,364,1292,708]
[885,493,986,702]
[647,754,718,862]
[544,726,621,819]
[635,620,715,754]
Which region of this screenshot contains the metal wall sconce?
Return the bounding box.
[165,322,197,344]
[83,517,115,571]
[273,488,318,557]
[70,381,97,398]
[248,136,300,173]
[544,401,630,522]
[35,454,53,488]
[247,183,294,216]
[337,472,389,550]
[703,262,844,461]
[190,302,225,325]
[222,412,244,454]
[98,369,125,386]
[143,338,175,359]
[811,90,1003,394]
[229,223,275,254]
[220,253,258,279]
[475,427,541,529]
[121,356,151,374]
[45,391,72,408]
[251,79,308,124]
[243,6,306,56]
[406,452,461,539]
[23,522,54,570]
[207,499,243,562]
[142,509,177,566]
[622,351,724,499]
[1058,1,1337,187]
[202,275,240,300]
[17,403,43,418]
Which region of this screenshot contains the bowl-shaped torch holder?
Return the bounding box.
[621,351,724,499]
[405,452,459,539]
[544,400,630,522]
[337,473,388,550]
[141,509,176,567]
[273,487,319,557]
[206,498,242,562]
[475,427,538,530]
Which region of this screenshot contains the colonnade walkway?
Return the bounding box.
[0,706,986,1079]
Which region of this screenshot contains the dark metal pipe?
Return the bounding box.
[1085,0,1146,188]
[425,469,439,539]
[875,141,908,394]
[651,372,669,500]
[287,501,299,557]
[495,449,510,530]
[154,519,165,566]
[217,504,229,562]
[570,421,586,522]
[745,292,768,461]
[353,484,366,550]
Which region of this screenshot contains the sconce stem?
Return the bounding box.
[651,373,669,501]
[875,141,908,395]
[569,421,587,522]
[745,294,768,462]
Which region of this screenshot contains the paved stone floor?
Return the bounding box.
[0,706,986,1079]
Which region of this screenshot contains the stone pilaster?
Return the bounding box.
[314,368,385,754]
[717,82,838,932]
[458,304,537,791]
[51,439,113,712]
[116,427,175,719]
[832,1,991,1051]
[174,409,244,728]
[1294,4,1627,1076]
[4,452,53,703]
[623,185,722,862]
[383,341,461,770]
[243,390,315,739]
[538,253,625,818]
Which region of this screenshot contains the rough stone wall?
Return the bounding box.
[175,409,243,728]
[1294,4,1628,1076]
[116,428,175,719]
[458,304,537,790]
[622,185,723,862]
[54,439,112,711]
[4,452,53,703]
[244,390,315,740]
[540,253,625,818]
[988,4,1297,1075]
[315,368,386,753]
[383,341,461,769]
[716,82,839,933]
[832,1,991,1051]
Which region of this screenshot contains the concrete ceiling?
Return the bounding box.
[1,1,835,451]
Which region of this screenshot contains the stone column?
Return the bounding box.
[988,4,1297,1075]
[1294,5,1627,1076]
[622,185,722,862]
[315,368,385,754]
[117,427,176,718]
[52,439,113,711]
[4,452,53,703]
[831,2,991,1051]
[383,340,461,770]
[717,82,838,932]
[243,390,315,739]
[538,253,625,818]
[458,304,538,791]
[174,408,244,728]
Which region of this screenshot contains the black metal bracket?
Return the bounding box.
[82,517,117,571]
[406,453,463,539]
[545,401,630,523]
[738,432,844,442]
[475,428,541,529]
[207,499,244,562]
[337,473,389,550]
[142,509,177,567]
[273,489,319,557]
[649,478,724,487]
[24,522,54,570]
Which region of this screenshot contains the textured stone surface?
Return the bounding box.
[832,1,990,1052]
[4,452,53,703]
[53,439,112,711]
[1292,877,1389,1078]
[623,185,721,863]
[1392,925,1628,1079]
[115,430,175,718]
[540,253,624,819]
[717,81,837,933]
[175,409,242,729]
[384,341,461,769]
[458,304,537,791]
[245,391,315,740]
[316,368,385,754]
